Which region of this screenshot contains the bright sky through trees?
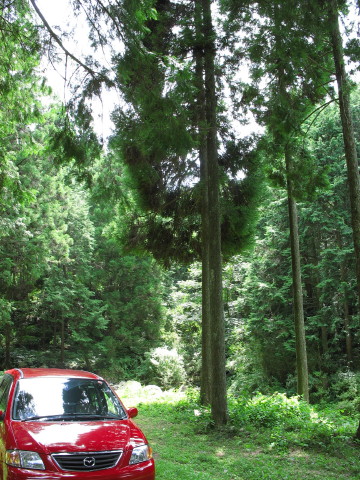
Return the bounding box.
[36,0,118,140]
[35,0,359,143]
[34,0,265,140]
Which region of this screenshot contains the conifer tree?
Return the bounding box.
[221,0,335,401]
[325,0,360,439]
[104,0,262,424]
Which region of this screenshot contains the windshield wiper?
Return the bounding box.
[21,414,71,422]
[21,413,125,422]
[69,413,125,420]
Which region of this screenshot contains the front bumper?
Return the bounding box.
[4,459,155,480]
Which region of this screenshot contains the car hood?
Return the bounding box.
[10,420,143,453]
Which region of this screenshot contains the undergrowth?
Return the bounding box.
[170,390,359,453]
[125,387,360,452]
[129,390,360,480]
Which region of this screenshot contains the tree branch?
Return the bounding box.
[29,0,99,79]
[302,98,338,133]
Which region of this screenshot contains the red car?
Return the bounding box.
[0,368,155,480]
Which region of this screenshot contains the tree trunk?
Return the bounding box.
[321,326,329,356]
[327,0,360,437]
[194,0,212,406]
[200,150,212,406]
[4,325,11,369]
[285,148,310,402]
[337,232,353,362]
[201,0,228,425]
[356,421,360,440]
[272,2,309,402]
[60,318,65,366]
[343,295,352,363]
[328,0,360,298]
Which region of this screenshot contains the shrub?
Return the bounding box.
[239,392,311,428]
[145,347,187,389]
[329,370,360,413]
[227,392,357,452]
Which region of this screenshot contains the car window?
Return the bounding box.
[12,377,126,421]
[0,374,13,412]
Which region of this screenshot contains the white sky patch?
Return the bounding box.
[35,0,119,141]
[32,0,358,144]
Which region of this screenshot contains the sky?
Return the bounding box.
[35,0,117,140]
[33,0,263,140]
[33,0,359,142]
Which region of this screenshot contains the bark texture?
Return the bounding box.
[201,0,228,425]
[286,149,309,402]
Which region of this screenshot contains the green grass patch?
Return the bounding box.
[122,389,360,480]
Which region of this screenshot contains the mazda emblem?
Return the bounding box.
[83,456,96,468]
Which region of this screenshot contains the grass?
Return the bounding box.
[117,385,360,480]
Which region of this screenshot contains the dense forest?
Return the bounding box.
[1,0,360,431]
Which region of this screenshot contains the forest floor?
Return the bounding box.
[118,382,360,480]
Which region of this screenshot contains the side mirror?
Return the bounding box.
[127,407,138,419]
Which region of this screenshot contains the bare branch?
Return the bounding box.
[29,0,99,79]
[303,98,338,133]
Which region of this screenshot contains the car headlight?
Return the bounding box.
[6,450,45,470]
[129,444,153,465]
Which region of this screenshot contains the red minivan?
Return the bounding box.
[0,368,155,479]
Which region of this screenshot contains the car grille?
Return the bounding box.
[52,450,123,471]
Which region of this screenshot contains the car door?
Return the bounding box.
[0,375,13,478]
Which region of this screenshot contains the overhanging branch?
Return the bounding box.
[29,0,99,79]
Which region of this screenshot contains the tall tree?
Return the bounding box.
[194,0,211,405]
[111,0,229,422]
[322,0,360,438]
[201,0,228,424]
[271,2,309,399]
[105,0,261,424]
[221,0,337,401]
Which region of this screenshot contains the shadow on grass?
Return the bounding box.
[117,385,360,480]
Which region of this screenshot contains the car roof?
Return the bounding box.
[5,368,102,381]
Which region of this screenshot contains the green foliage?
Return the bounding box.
[1,0,360,437]
[0,81,164,373]
[108,0,263,266]
[165,263,202,384]
[325,370,360,413]
[236,393,311,429]
[183,390,358,451]
[132,393,360,479]
[91,249,165,374]
[47,109,101,186]
[222,0,334,200]
[145,346,187,389]
[221,89,360,398]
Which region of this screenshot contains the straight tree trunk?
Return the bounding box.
[4,327,11,369]
[200,134,212,407]
[337,232,353,362]
[327,0,360,438]
[308,233,328,368]
[328,1,360,299]
[201,0,228,425]
[285,149,310,402]
[194,0,212,406]
[343,294,352,363]
[272,3,309,402]
[61,318,65,367]
[321,327,329,356]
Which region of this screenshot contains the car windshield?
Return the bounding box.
[12,377,126,421]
